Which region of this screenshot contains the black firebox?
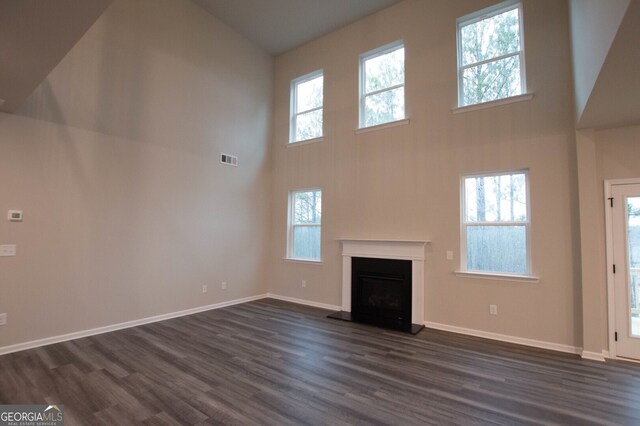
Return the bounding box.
[351,257,412,332]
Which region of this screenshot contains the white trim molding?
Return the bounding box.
[339,239,429,325]
[425,321,582,355]
[581,350,607,362]
[0,294,269,356]
[267,294,341,312]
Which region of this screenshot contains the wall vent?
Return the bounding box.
[220,153,238,167]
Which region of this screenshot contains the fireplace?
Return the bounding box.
[328,239,428,334]
[351,257,412,332]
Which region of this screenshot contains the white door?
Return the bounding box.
[612,183,640,360]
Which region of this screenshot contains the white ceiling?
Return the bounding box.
[192,0,401,55]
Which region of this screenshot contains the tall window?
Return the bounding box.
[461,170,530,275]
[288,189,322,261]
[359,41,405,128]
[457,0,525,107]
[290,70,323,143]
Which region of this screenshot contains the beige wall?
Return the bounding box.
[0,0,273,348]
[268,0,582,348]
[578,125,640,353]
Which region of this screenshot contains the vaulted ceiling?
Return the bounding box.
[191,0,401,54]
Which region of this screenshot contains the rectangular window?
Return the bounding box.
[359,41,405,128]
[457,0,525,107]
[290,71,323,143]
[288,189,322,261]
[461,170,530,275]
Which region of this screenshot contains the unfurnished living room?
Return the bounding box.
[1,0,640,424]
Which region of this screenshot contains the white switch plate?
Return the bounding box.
[221,281,227,290]
[302,280,307,288]
[202,285,208,293]
[446,250,454,260]
[0,245,16,256]
[8,210,23,222]
[490,304,498,315]
[0,313,6,326]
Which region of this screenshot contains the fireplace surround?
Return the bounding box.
[329,239,428,334]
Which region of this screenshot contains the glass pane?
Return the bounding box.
[364,87,405,127]
[295,109,323,141]
[294,191,321,225]
[460,7,520,66]
[296,75,323,113]
[628,197,640,336]
[364,47,404,93]
[467,225,526,274]
[465,173,527,223]
[293,225,321,260]
[462,55,521,106]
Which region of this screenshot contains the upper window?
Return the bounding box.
[461,170,530,275]
[359,41,405,128]
[457,1,525,107]
[288,189,322,261]
[290,71,324,143]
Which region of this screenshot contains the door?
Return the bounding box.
[612,183,640,360]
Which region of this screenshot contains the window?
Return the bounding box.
[461,170,530,275]
[457,0,525,107]
[290,71,323,143]
[288,189,322,261]
[359,41,405,128]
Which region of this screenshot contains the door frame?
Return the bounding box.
[604,178,640,359]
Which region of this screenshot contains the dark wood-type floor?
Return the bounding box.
[2,299,640,425]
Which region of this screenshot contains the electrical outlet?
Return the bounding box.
[446,250,454,261]
[0,313,6,326]
[0,245,16,257]
[301,280,307,288]
[202,285,208,293]
[221,281,227,290]
[490,304,498,315]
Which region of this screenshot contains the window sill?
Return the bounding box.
[355,118,410,134]
[454,270,540,283]
[288,136,324,147]
[283,257,323,265]
[452,93,534,114]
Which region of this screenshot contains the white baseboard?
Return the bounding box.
[0,294,269,356]
[266,293,341,311]
[424,321,582,355]
[581,350,607,362]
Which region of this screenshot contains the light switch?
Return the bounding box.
[0,245,17,257]
[8,210,23,222]
[446,250,454,261]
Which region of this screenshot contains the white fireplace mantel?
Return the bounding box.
[339,239,429,325]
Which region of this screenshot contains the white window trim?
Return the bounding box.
[287,188,322,262]
[290,70,324,144]
[460,169,534,278]
[359,40,405,129]
[456,0,526,108]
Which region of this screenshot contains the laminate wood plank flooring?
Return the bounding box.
[1,298,640,425]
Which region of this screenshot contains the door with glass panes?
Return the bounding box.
[611,183,640,360]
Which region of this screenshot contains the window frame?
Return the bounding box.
[460,169,532,277]
[456,0,526,108]
[290,70,324,144]
[287,188,322,262]
[359,40,405,129]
